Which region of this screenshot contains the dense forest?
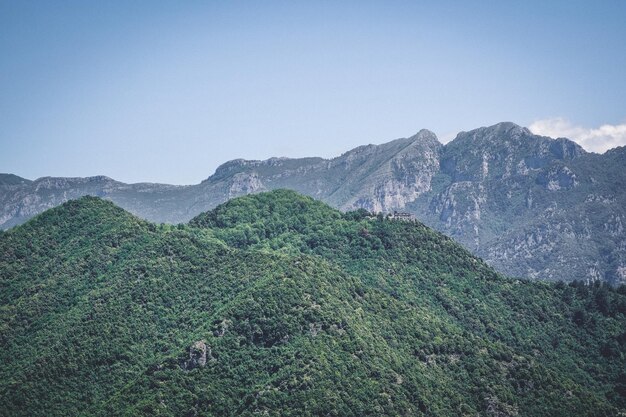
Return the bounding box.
[0,190,624,416]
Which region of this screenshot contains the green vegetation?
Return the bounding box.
[3,126,625,285]
[1,190,625,416]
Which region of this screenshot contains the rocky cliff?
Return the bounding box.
[2,122,624,284]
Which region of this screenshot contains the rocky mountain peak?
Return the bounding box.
[447,122,585,165]
[489,121,530,134]
[604,145,626,157]
[397,130,442,156]
[1,123,623,285]
[30,175,118,191]
[0,174,31,186]
[207,159,257,181]
[452,122,531,144]
[408,129,440,143]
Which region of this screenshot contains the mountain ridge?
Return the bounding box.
[2,122,624,284]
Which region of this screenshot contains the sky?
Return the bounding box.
[1,1,626,184]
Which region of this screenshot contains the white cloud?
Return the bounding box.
[529,117,626,153]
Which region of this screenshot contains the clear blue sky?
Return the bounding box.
[2,1,626,184]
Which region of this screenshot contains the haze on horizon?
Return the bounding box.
[1,1,626,184]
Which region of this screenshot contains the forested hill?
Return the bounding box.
[2,123,626,285]
[1,190,625,416]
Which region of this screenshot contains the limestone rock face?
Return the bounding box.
[344,130,441,213]
[2,123,625,284]
[228,172,264,198]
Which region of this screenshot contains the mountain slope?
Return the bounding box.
[1,123,624,284]
[414,124,626,285]
[1,191,625,416]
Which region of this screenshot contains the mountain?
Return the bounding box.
[411,123,626,285]
[1,122,624,285]
[0,129,441,229]
[0,190,625,416]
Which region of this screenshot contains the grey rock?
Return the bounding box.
[182,340,211,370]
[2,122,624,284]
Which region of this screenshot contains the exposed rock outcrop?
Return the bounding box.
[2,123,625,284]
[182,340,212,370]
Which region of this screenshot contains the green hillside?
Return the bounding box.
[3,125,625,285]
[1,191,625,416]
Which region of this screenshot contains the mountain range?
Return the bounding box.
[2,122,624,285]
[1,190,624,416]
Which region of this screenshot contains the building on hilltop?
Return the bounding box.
[388,211,416,221]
